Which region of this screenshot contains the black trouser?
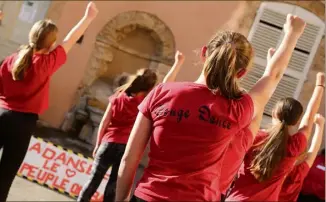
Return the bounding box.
[78,142,126,202]
[0,108,38,202]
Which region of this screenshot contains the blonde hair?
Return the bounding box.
[249,98,304,182]
[204,31,253,99]
[12,19,58,81]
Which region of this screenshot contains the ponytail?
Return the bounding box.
[116,75,142,96]
[12,44,34,81]
[115,68,157,96]
[249,121,289,182]
[204,43,241,99]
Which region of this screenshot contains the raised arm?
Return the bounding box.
[93,102,113,157]
[60,2,98,53]
[162,51,185,83]
[248,14,306,135]
[298,73,325,140]
[305,114,325,167]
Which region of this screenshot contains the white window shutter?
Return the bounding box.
[241,2,325,116]
[291,6,325,98]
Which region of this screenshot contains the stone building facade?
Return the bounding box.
[0,1,324,149]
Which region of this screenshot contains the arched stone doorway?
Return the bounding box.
[61,11,175,147]
[80,10,176,94]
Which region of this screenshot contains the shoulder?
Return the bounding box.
[289,131,307,145]
[0,53,17,70]
[253,130,268,144]
[287,131,308,156]
[109,92,124,104]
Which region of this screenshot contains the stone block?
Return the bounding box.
[61,112,76,132]
[79,122,93,142]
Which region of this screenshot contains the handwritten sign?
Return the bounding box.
[18,137,111,201]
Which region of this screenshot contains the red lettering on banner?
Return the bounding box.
[92,191,104,201]
[79,160,88,173]
[54,152,67,164]
[53,176,70,190]
[19,162,37,178]
[36,169,47,181]
[20,162,38,178]
[42,148,56,160]
[67,157,80,170]
[71,183,82,195]
[29,142,41,154]
[44,172,55,184]
[42,160,60,173]
[86,164,92,175]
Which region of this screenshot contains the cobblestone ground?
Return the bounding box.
[7,177,74,201]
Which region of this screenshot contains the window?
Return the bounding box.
[241,2,325,118]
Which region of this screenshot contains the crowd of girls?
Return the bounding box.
[0,2,324,202]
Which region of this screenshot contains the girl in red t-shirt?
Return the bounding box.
[115,14,306,202]
[299,149,325,201]
[227,72,325,201]
[78,52,185,202]
[279,114,325,201]
[0,3,98,201]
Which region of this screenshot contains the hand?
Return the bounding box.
[92,145,99,158]
[84,2,99,20]
[316,72,325,87]
[314,114,325,125]
[266,47,276,62]
[175,50,185,64]
[283,14,306,38]
[0,11,3,21]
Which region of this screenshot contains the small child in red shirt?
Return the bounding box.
[279,114,325,201]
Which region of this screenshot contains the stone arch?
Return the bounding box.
[80,10,176,92]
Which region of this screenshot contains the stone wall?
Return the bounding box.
[77,10,176,100]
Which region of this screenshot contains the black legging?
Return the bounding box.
[78,142,126,202]
[0,108,38,202]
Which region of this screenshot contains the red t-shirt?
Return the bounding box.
[279,162,310,201]
[227,131,307,201]
[134,82,254,201]
[0,46,67,114]
[220,127,253,194]
[301,154,325,200]
[101,92,145,144]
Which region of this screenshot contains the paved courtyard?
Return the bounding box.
[8,177,74,201]
[1,148,73,201]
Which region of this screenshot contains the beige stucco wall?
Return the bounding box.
[40,1,242,127]
[0,1,324,138]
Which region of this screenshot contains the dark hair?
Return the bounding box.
[203,31,254,99]
[116,68,157,96]
[249,98,304,182]
[12,19,58,81]
[321,149,325,156]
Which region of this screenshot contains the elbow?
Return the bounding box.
[265,70,282,81]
